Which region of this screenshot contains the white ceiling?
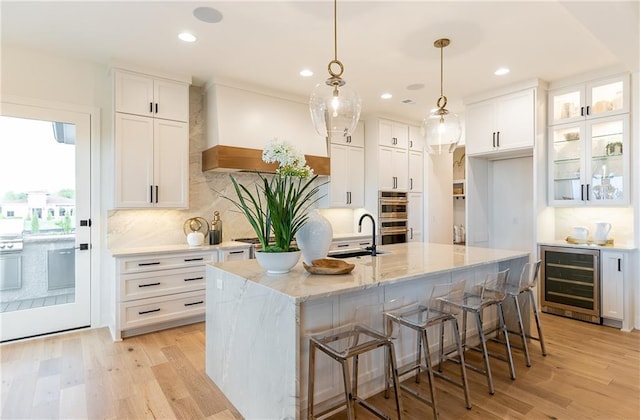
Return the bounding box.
[2,1,638,123]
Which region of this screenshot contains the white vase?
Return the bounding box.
[295,209,333,265]
[255,250,301,274]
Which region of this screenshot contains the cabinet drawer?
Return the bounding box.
[118,250,216,274]
[120,266,205,302]
[330,239,372,252]
[120,290,205,331]
[219,248,250,262]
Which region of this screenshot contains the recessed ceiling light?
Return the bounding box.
[406,83,425,91]
[300,69,313,77]
[178,32,196,43]
[193,6,223,23]
[402,99,416,105]
[494,67,510,76]
[381,93,393,100]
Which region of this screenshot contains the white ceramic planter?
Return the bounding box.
[255,250,301,274]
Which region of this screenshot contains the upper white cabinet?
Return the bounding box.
[465,88,535,156]
[114,69,190,209]
[322,122,365,208]
[330,120,365,147]
[115,70,189,122]
[408,150,423,192]
[548,114,629,206]
[548,74,629,126]
[408,125,425,151]
[378,146,408,190]
[378,119,409,149]
[326,143,365,208]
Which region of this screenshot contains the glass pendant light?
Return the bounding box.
[309,0,361,142]
[424,38,461,154]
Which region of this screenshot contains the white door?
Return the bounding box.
[0,103,91,342]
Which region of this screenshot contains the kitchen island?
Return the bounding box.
[205,242,529,419]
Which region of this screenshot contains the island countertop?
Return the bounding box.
[209,242,529,302]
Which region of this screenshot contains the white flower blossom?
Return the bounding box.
[262,138,313,178]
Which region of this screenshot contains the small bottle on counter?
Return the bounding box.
[210,211,222,245]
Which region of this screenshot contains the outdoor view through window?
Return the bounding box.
[0,116,77,313]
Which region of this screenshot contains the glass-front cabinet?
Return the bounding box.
[548,74,629,126]
[549,114,629,206]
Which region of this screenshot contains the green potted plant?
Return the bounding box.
[224,139,324,273]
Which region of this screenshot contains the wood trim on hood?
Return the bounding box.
[202,145,330,176]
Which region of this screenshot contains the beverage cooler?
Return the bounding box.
[539,245,601,324]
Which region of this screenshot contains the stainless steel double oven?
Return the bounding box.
[378,191,408,245]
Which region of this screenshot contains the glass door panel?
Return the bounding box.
[588,118,624,202]
[550,124,583,202]
[0,103,91,342]
[589,79,624,117]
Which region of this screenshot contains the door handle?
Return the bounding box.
[586,184,590,201]
[492,132,496,148]
[618,258,621,272]
[496,131,500,147]
[75,243,90,251]
[150,185,153,203]
[155,185,159,203]
[581,184,584,201]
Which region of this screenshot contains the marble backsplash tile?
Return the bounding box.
[554,206,634,245]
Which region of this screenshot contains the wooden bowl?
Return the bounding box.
[303,258,355,275]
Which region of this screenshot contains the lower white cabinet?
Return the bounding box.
[408,193,423,242]
[601,250,624,322]
[329,237,373,252]
[219,247,251,261]
[115,249,216,339]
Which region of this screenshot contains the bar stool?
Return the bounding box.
[503,260,547,366]
[440,269,516,395]
[383,279,472,419]
[308,303,403,420]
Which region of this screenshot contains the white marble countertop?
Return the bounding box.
[109,240,251,257]
[209,242,529,302]
[538,240,637,251]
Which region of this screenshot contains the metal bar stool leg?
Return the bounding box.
[512,294,531,367]
[438,321,445,372]
[474,309,495,395]
[387,341,404,419]
[529,289,547,356]
[414,329,422,383]
[308,341,317,419]
[451,318,472,409]
[498,303,516,380]
[341,359,355,420]
[421,329,439,419]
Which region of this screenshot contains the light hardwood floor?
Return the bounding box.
[1,313,638,419]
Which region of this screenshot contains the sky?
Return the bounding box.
[0,116,75,200]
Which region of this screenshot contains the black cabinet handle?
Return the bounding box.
[337,244,350,248]
[618,258,621,272]
[155,103,158,114]
[586,184,590,201]
[496,132,500,147]
[581,184,584,201]
[229,251,244,255]
[346,135,351,144]
[581,106,585,116]
[155,185,159,203]
[139,308,160,315]
[184,301,204,307]
[150,185,153,203]
[586,105,590,116]
[138,282,160,288]
[184,276,204,282]
[138,261,161,266]
[149,102,153,113]
[492,132,496,148]
[358,242,370,246]
[410,140,413,148]
[410,178,413,190]
[410,227,414,240]
[184,257,204,262]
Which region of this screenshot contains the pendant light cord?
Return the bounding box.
[439,43,444,99]
[333,0,338,62]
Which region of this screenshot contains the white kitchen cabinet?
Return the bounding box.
[548,114,629,206]
[115,113,189,208]
[601,250,624,322]
[378,119,409,149]
[219,246,251,261]
[330,120,365,147]
[114,70,189,122]
[465,88,535,156]
[548,74,629,126]
[408,125,425,151]
[408,150,423,192]
[408,192,423,242]
[326,143,365,207]
[115,249,216,339]
[378,146,408,190]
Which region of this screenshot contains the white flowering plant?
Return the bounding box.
[226,139,323,252]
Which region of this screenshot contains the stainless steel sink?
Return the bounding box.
[327,249,390,259]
